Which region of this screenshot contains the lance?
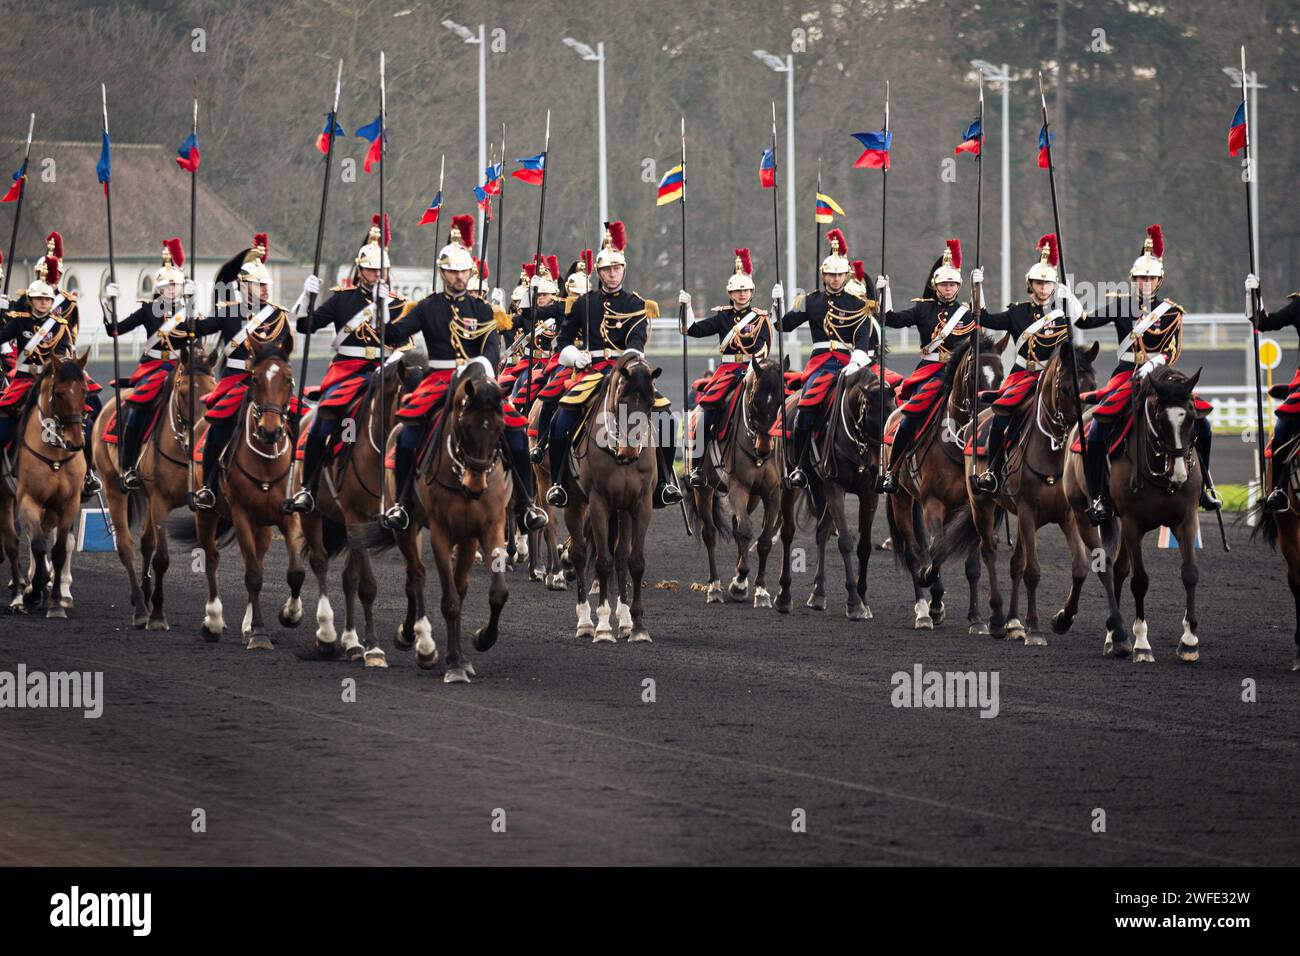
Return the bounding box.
[523,110,551,413]
[971,76,985,427]
[478,141,494,296]
[1037,72,1088,459]
[374,51,391,516]
[290,60,343,504]
[874,83,889,491]
[769,101,790,484]
[676,116,692,535]
[814,156,822,294]
[2,113,33,299]
[100,88,124,475]
[186,98,200,499]
[493,125,505,305]
[1239,45,1267,502]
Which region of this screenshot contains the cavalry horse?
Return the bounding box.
[93,348,213,630]
[1064,364,1205,663]
[387,360,510,682]
[0,352,90,617]
[524,377,569,591]
[299,354,424,667]
[886,334,1006,632]
[1254,417,1300,670]
[557,351,659,643]
[774,364,895,619]
[686,355,785,608]
[961,340,1098,645]
[193,344,307,650]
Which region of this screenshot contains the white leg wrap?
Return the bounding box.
[204,598,225,633]
[413,616,435,657]
[1180,616,1198,647]
[340,628,361,653]
[1133,618,1151,651]
[315,596,337,643]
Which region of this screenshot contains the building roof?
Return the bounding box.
[1,140,295,263]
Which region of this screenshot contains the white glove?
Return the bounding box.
[183,279,196,298]
[1059,276,1075,299]
[490,287,505,309]
[876,275,888,291]
[559,344,584,368]
[845,348,871,374]
[575,350,592,369]
[375,281,388,302]
[1063,291,1083,323]
[678,289,691,306]
[0,293,9,311]
[970,267,984,286]
[521,284,532,309]
[881,284,893,315]
[1136,354,1168,378]
[303,274,321,297]
[105,283,119,302]
[1245,273,1259,292]
[771,282,784,304]
[291,291,310,318]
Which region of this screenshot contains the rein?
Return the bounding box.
[21,380,84,472]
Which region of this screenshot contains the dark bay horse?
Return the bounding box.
[1254,435,1300,670]
[887,334,1006,632]
[0,353,89,617]
[194,346,307,650]
[94,348,213,630]
[686,356,785,608]
[775,365,894,619]
[1064,364,1204,663]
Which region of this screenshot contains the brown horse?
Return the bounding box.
[0,352,89,617]
[300,355,423,667]
[385,361,509,682]
[525,389,569,591]
[886,334,1006,632]
[93,348,213,630]
[194,346,307,650]
[559,352,660,643]
[687,356,785,608]
[1254,434,1300,670]
[962,340,1098,645]
[1064,364,1204,663]
[775,365,894,619]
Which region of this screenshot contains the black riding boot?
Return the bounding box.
[546,407,578,508]
[381,439,419,531]
[191,418,235,511]
[787,422,814,489]
[505,428,548,530]
[881,411,921,494]
[1265,416,1298,513]
[529,397,558,464]
[1193,418,1221,511]
[972,415,1009,496]
[686,404,717,488]
[1083,418,1113,525]
[654,410,682,508]
[285,426,329,514]
[117,404,147,492]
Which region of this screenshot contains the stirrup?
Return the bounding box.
[658,481,683,506]
[1199,485,1222,511]
[787,467,808,489]
[190,487,216,512]
[117,469,142,493]
[528,443,546,464]
[545,483,569,508]
[1263,487,1290,514]
[520,503,549,531]
[686,466,706,488]
[283,489,315,515]
[879,470,899,494]
[380,503,409,531]
[1086,496,1113,525]
[82,472,103,497]
[972,470,999,496]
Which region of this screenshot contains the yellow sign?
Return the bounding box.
[1259,337,1282,371]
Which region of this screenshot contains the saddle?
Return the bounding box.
[296,369,383,479]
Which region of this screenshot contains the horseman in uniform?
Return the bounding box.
[525,250,593,465]
[678,247,773,487]
[0,233,102,498]
[380,214,547,533]
[285,216,408,514]
[106,238,196,492]
[775,228,879,494]
[877,239,979,494]
[533,222,682,509]
[1075,225,1218,523]
[970,234,1084,494]
[499,256,560,397]
[1248,275,1300,512]
[190,233,295,510]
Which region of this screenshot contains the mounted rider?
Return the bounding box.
[107,238,197,493]
[500,255,563,409]
[678,247,774,488]
[284,215,409,514]
[877,238,980,494]
[970,233,1084,495]
[775,228,880,492]
[533,221,682,509]
[190,232,296,511]
[1075,224,1218,523]
[525,250,592,465]
[1249,276,1300,513]
[380,214,547,534]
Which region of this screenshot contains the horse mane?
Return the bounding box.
[444,361,500,419]
[53,356,86,384]
[1141,363,1195,403]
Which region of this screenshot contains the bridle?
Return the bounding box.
[600,359,654,465]
[1034,358,1072,452]
[443,378,502,496]
[1138,388,1195,492]
[23,373,84,472]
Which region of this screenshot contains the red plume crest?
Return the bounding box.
[163,237,185,269]
[580,249,594,273]
[735,248,752,276]
[251,232,269,262]
[1037,233,1058,267]
[451,214,474,248]
[546,255,560,281]
[607,221,626,252]
[523,262,536,280]
[371,213,391,246]
[851,260,865,282]
[945,238,962,269]
[825,228,847,256]
[45,231,63,259]
[1146,224,1163,259]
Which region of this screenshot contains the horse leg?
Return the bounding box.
[197,512,224,642]
[627,501,652,643]
[854,490,876,620]
[471,512,510,662]
[145,496,171,630]
[302,517,338,658]
[339,547,363,661]
[19,498,49,613]
[751,483,779,609]
[699,488,723,604]
[543,519,565,591]
[807,511,830,611]
[728,483,754,602]
[1051,512,1090,635]
[565,505,594,638]
[775,487,796,614]
[825,487,865,621]
[1,493,23,610]
[277,515,306,631]
[235,517,271,651]
[1005,517,1028,642]
[392,526,433,665]
[138,509,157,610]
[357,548,386,668]
[1107,532,1133,657]
[424,524,456,671]
[588,498,615,643]
[613,517,633,639]
[45,519,73,619]
[1122,520,1154,663]
[442,534,476,680]
[1018,513,1046,646]
[890,494,928,624]
[922,500,946,626]
[1280,523,1300,671]
[1174,515,1200,663]
[107,486,147,627]
[974,502,1003,638]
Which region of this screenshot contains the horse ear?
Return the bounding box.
[1186,367,1201,391]
[1085,340,1100,362]
[651,367,662,379]
[462,380,475,401]
[997,333,1012,354]
[782,353,791,371]
[750,356,761,376]
[76,349,89,369]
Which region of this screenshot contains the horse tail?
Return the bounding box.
[921,505,980,586]
[321,515,350,558]
[712,490,734,543]
[353,518,398,554]
[883,496,908,569]
[126,490,148,538]
[1251,504,1279,550]
[166,511,236,550]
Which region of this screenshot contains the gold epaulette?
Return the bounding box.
[330,285,348,293]
[792,294,806,310]
[641,297,659,319]
[1287,292,1299,299]
[911,297,934,303]
[214,300,238,310]
[492,305,511,332]
[563,297,578,316]
[710,305,730,313]
[395,300,419,320]
[9,310,30,318]
[1162,298,1184,313]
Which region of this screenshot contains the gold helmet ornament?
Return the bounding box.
[437,215,477,273]
[533,254,560,296]
[355,214,392,271]
[27,231,63,299]
[467,257,491,294]
[565,249,594,296]
[594,221,627,269]
[1024,233,1059,290]
[844,260,868,298]
[931,238,963,286]
[511,264,529,306]
[154,237,186,290]
[1129,224,1164,279]
[726,248,755,293]
[820,229,850,275]
[237,232,272,287]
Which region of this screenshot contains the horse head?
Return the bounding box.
[607,353,659,464]
[845,363,895,447]
[746,355,785,459]
[449,360,504,498]
[943,333,1002,424]
[175,345,216,426]
[248,342,293,446]
[41,351,89,452]
[1045,339,1099,422]
[1139,364,1201,488]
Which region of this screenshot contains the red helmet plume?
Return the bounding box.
[546,255,560,281]
[607,221,626,252]
[371,213,391,247]
[45,230,63,260]
[523,262,536,280]
[851,260,865,282]
[163,237,185,269]
[251,232,269,262]
[1146,224,1163,259]
[451,214,474,248]
[477,258,489,282]
[735,248,752,276]
[580,248,594,273]
[825,228,847,256]
[1037,233,1058,268]
[945,238,962,269]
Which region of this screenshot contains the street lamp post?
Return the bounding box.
[972,60,1015,308]
[563,37,608,233]
[754,50,796,296]
[443,18,487,231]
[1223,65,1265,282]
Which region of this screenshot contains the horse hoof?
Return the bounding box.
[246,634,273,651]
[314,637,340,659]
[1176,642,1199,663]
[806,593,826,611]
[473,625,498,653]
[1134,648,1155,663]
[417,648,439,670]
[628,628,653,643]
[930,601,947,626]
[706,582,725,604]
[753,587,772,609]
[278,605,303,629]
[546,573,567,591]
[1110,640,1133,659]
[46,605,66,620]
[146,618,170,632]
[969,622,990,636]
[395,623,414,651]
[199,624,222,643]
[728,577,749,600]
[576,623,596,640]
[444,666,472,684]
[1024,632,1048,647]
[529,567,545,582]
[846,603,869,621]
[1050,610,1073,634]
[132,612,149,629]
[1004,619,1026,642]
[593,627,616,644]
[345,643,366,663]
[364,648,389,669]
